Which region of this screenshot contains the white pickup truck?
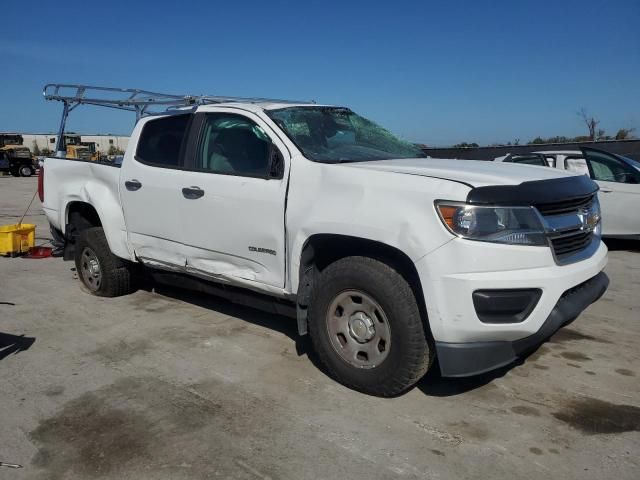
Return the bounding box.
[40,84,609,396]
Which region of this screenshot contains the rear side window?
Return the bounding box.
[509,156,547,167]
[136,114,190,167]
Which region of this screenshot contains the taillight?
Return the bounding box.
[38,165,44,202]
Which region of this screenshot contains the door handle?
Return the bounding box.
[125,179,142,191]
[182,186,205,199]
[600,188,613,193]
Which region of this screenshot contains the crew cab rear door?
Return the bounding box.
[177,109,289,288]
[119,113,193,269]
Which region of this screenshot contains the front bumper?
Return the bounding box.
[415,237,608,343]
[434,271,609,376]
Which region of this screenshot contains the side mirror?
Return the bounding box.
[268,145,285,179]
[615,172,638,184]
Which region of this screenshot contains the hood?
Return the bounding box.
[340,157,578,187]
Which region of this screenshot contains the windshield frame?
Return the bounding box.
[265,106,426,164]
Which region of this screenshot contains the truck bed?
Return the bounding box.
[41,156,128,258]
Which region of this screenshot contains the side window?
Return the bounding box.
[584,150,640,184]
[136,114,190,168]
[508,155,548,167]
[197,113,272,177]
[564,156,590,176]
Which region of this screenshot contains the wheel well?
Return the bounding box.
[63,203,102,260]
[67,202,102,232]
[298,234,432,338]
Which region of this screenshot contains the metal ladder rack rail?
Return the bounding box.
[44,84,196,155]
[43,83,312,156]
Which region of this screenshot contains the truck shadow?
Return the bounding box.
[150,283,312,357]
[0,332,36,361]
[417,359,516,397]
[603,238,640,252]
[139,280,540,398]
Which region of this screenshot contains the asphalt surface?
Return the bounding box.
[1,175,639,479]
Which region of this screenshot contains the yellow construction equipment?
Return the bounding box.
[66,144,93,160]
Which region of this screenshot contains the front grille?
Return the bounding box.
[535,194,597,263]
[535,194,594,216]
[550,230,594,259]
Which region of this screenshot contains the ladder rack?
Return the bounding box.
[43,83,312,156]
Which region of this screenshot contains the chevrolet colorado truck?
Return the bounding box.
[40,84,609,396]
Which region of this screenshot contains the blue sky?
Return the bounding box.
[1,0,638,146]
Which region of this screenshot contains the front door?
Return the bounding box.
[177,110,289,288]
[580,147,640,237]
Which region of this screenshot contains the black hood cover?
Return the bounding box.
[466,175,599,206]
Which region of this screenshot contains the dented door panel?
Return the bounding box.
[178,173,287,288]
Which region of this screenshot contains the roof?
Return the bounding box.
[532,150,581,155]
[196,102,333,113]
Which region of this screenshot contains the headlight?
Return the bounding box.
[587,196,601,237]
[435,201,547,246]
[578,195,602,237]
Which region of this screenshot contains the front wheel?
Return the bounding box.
[19,165,34,177]
[74,227,135,297]
[308,256,432,396]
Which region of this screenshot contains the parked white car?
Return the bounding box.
[495,149,640,238]
[40,84,609,396]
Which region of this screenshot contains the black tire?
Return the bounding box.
[308,256,432,396]
[19,165,34,177]
[74,227,134,297]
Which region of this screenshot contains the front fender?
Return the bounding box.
[285,161,468,293]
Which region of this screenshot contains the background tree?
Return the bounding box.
[578,108,600,141]
[615,128,635,140]
[108,146,125,156]
[596,129,611,141]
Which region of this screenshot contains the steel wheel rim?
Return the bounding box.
[20,166,31,176]
[80,247,102,291]
[325,290,392,369]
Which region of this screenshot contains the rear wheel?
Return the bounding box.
[19,165,34,177]
[74,227,135,297]
[308,256,432,396]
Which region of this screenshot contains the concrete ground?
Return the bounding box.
[1,175,638,480]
